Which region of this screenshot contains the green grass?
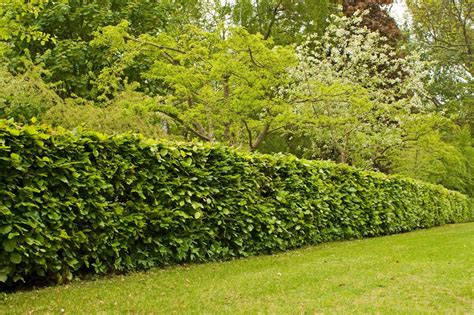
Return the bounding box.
[2,223,473,314]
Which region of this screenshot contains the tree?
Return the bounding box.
[390,114,474,196]
[0,0,52,46]
[408,0,472,75]
[92,23,297,150]
[1,0,205,99]
[341,0,402,44]
[407,0,473,133]
[281,13,431,169]
[296,12,431,107]
[405,0,473,196]
[227,0,335,45]
[0,0,336,100]
[42,91,166,139]
[0,61,62,123]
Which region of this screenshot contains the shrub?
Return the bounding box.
[0,120,471,287]
[0,66,62,124]
[42,99,166,140]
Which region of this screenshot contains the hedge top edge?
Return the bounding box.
[0,119,467,198]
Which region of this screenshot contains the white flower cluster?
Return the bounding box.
[290,11,432,110]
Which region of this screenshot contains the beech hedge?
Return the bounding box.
[0,120,471,287]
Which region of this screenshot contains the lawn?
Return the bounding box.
[1,223,473,314]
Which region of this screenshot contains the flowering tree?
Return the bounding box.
[292,12,431,108]
[284,12,432,170]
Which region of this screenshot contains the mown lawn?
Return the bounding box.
[1,223,473,314]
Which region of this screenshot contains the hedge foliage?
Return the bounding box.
[0,120,471,287]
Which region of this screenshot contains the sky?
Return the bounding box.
[384,0,411,27]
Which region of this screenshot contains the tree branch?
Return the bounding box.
[154,107,211,142]
[243,120,254,150]
[264,0,283,40]
[248,48,266,68]
[252,124,270,151]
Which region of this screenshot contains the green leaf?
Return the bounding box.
[59,229,69,239]
[10,253,22,264]
[0,225,12,235]
[0,119,468,287]
[10,153,20,161]
[0,272,7,283]
[8,129,20,136]
[2,239,16,252]
[0,206,12,215]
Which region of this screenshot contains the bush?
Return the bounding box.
[0,66,62,124]
[42,99,166,140]
[0,120,471,287]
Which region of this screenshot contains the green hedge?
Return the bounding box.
[0,120,471,287]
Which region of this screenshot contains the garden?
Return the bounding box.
[0,0,472,313]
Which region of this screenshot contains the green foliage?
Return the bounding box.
[228,0,334,45]
[0,120,470,287]
[1,1,471,203]
[42,91,167,139]
[0,0,53,53]
[0,63,62,123]
[391,114,474,196]
[1,0,205,99]
[407,0,473,76]
[3,223,474,314]
[92,24,296,149]
[273,13,431,170]
[1,0,332,99]
[407,0,473,133]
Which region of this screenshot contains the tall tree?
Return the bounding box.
[92,23,296,150]
[408,0,472,75]
[391,114,474,196]
[407,0,473,132]
[281,13,431,169]
[227,0,335,45]
[341,0,402,44]
[404,0,473,196]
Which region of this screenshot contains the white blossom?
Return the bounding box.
[289,11,432,110]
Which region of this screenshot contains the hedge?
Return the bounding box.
[0,120,471,287]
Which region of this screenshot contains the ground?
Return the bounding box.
[1,223,473,314]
